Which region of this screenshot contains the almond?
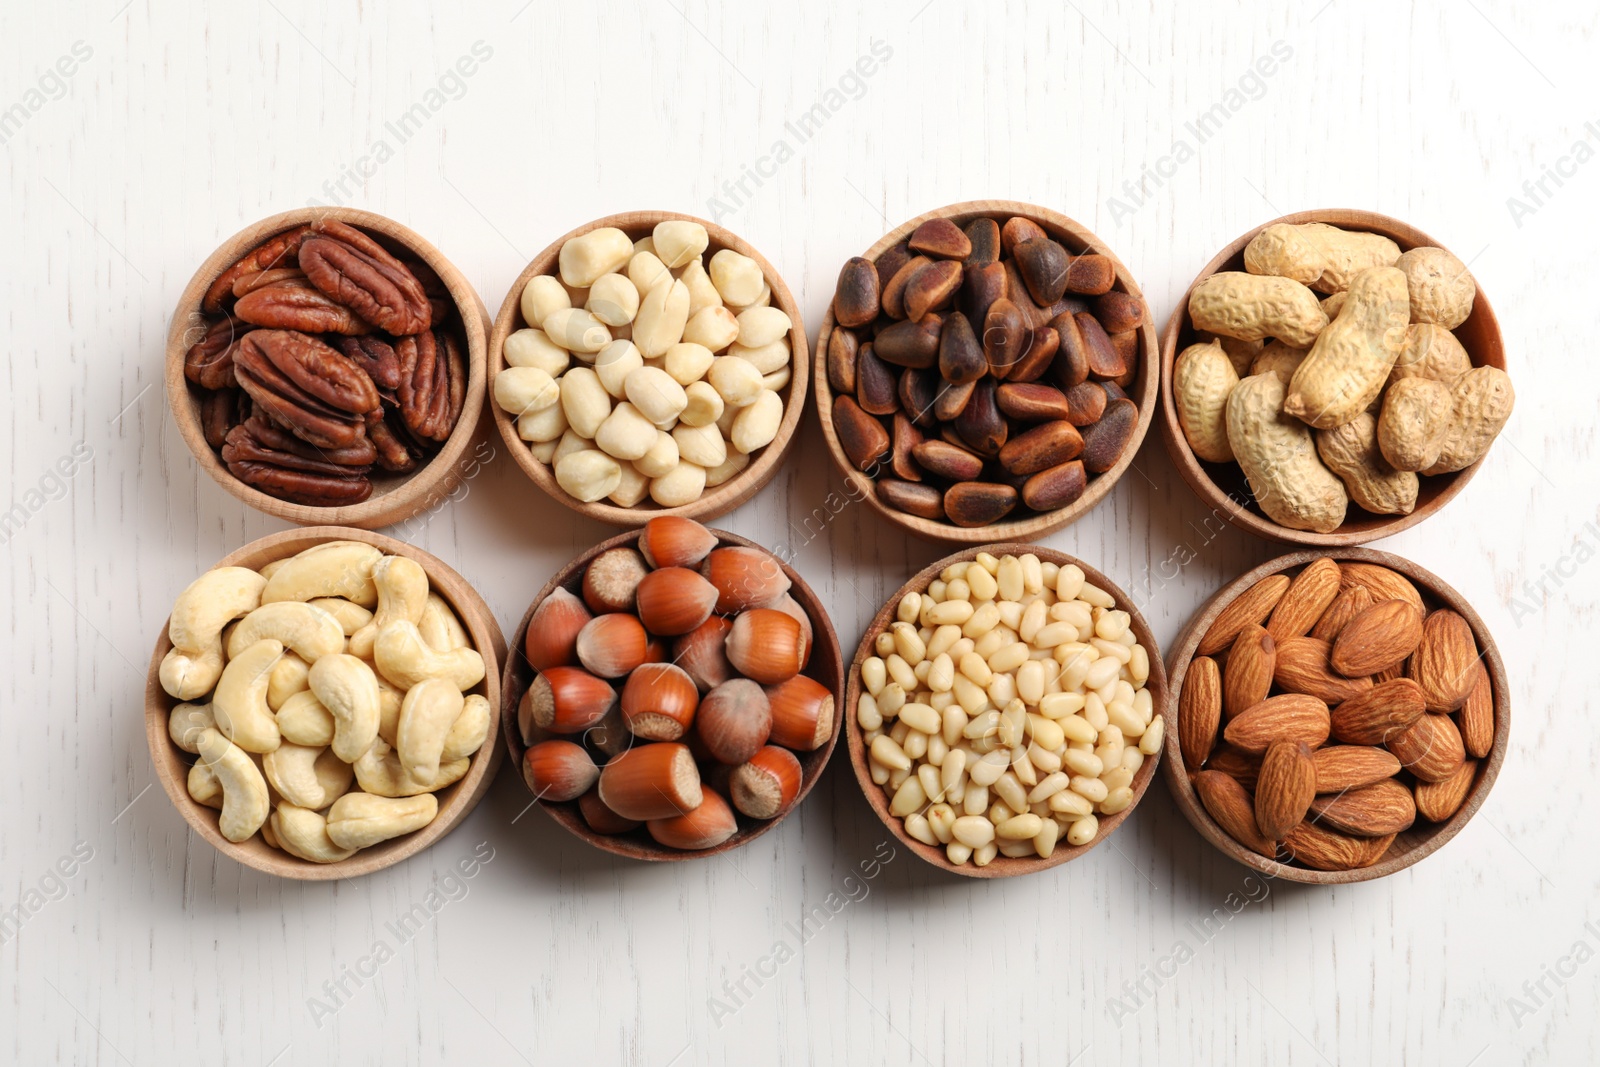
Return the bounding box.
[1306,778,1416,836]
[1267,558,1342,643]
[1197,573,1292,656]
[1414,758,1477,822]
[1339,562,1425,617]
[1205,744,1263,792]
[1254,741,1316,840]
[1311,745,1402,792]
[1274,637,1374,703]
[1193,769,1276,857]
[1222,694,1330,753]
[1309,585,1373,642]
[1386,711,1466,783]
[1408,609,1479,712]
[1331,599,1423,677]
[1179,655,1223,772]
[1222,625,1276,721]
[1328,678,1426,745]
[1458,659,1495,759]
[1283,821,1396,871]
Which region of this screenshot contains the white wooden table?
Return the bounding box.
[4,1,1594,1063]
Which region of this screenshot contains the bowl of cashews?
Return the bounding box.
[144,526,505,879]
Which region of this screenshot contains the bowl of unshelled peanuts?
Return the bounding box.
[503,516,843,859]
[167,208,490,528]
[487,211,808,523]
[1162,548,1509,883]
[1161,208,1512,545]
[145,527,506,879]
[845,545,1168,877]
[815,199,1159,542]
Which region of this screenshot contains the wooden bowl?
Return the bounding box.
[500,527,843,859]
[1159,208,1506,546]
[1160,547,1510,884]
[844,544,1169,878]
[814,199,1160,544]
[145,526,506,880]
[166,208,491,529]
[488,210,809,526]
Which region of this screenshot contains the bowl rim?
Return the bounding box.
[498,526,844,860]
[843,542,1169,878]
[812,198,1160,544]
[1157,207,1506,546]
[164,206,491,530]
[144,525,506,880]
[486,209,809,527]
[1158,546,1511,884]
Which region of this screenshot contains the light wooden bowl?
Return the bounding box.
[814,199,1159,544]
[844,544,1169,878]
[166,208,491,529]
[145,526,506,880]
[488,210,808,526]
[1159,208,1506,546]
[1160,547,1510,884]
[500,527,843,860]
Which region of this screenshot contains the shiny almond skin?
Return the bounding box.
[1385,711,1466,782]
[831,396,890,471]
[1080,398,1138,473]
[1223,625,1277,721]
[1198,574,1292,656]
[898,367,940,428]
[1193,770,1276,857]
[997,420,1083,476]
[826,326,859,395]
[912,439,984,481]
[964,218,1000,264]
[833,257,880,328]
[1458,659,1495,759]
[1311,745,1403,792]
[1206,744,1262,792]
[1274,636,1374,703]
[874,314,943,369]
[996,382,1072,423]
[943,482,1018,527]
[1063,382,1108,426]
[1076,312,1126,380]
[937,311,986,385]
[1179,656,1223,772]
[1284,821,1394,871]
[1408,609,1479,712]
[1267,558,1343,643]
[1339,562,1425,616]
[1307,778,1416,836]
[1328,678,1427,745]
[1331,599,1423,677]
[855,343,899,416]
[1309,584,1373,642]
[1092,290,1146,334]
[1021,460,1086,511]
[903,259,963,322]
[1254,741,1316,840]
[877,479,944,520]
[1414,758,1477,822]
[1222,693,1331,753]
[908,217,972,260]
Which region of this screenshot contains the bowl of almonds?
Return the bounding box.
[816,200,1158,542]
[1160,208,1512,545]
[845,545,1168,877]
[1162,548,1508,883]
[487,211,807,523]
[167,208,490,528]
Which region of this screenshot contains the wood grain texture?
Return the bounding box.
[5,2,1596,1065]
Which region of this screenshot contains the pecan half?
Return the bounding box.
[234,279,372,335]
[202,225,313,313]
[225,457,372,507]
[232,267,307,298]
[239,414,377,468]
[437,328,466,437]
[184,315,252,390]
[366,408,422,473]
[299,220,431,336]
[233,337,365,450]
[239,330,380,416]
[337,336,402,391]
[200,387,248,450]
[403,256,454,327]
[395,329,467,442]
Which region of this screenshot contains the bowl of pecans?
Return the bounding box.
[166,208,489,528]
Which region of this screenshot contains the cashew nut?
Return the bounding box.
[276,690,335,746]
[397,678,465,782]
[354,738,470,798]
[307,653,381,763]
[326,793,439,850]
[261,541,381,607]
[187,759,224,810]
[375,677,404,746]
[307,597,374,636]
[262,742,354,810]
[441,694,493,762]
[373,621,484,692]
[270,804,357,863]
[211,639,285,753]
[159,637,225,700]
[168,567,268,653]
[168,702,216,754]
[347,556,429,660]
[417,593,470,652]
[266,653,311,711]
[260,813,281,850]
[226,601,345,663]
[194,727,270,842]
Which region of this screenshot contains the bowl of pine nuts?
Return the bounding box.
[844,545,1168,877]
